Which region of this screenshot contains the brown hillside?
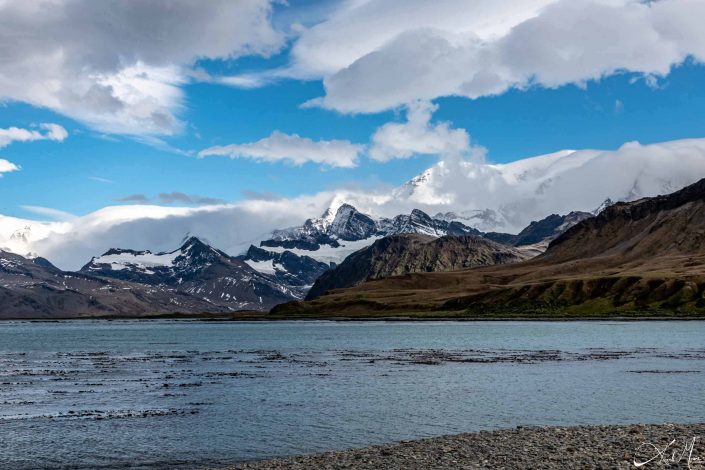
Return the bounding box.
[306,234,528,300]
[272,178,705,318]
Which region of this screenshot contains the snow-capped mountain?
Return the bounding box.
[257,204,482,265]
[374,139,705,232]
[237,245,330,295]
[0,205,606,318]
[81,237,298,310]
[0,248,225,319]
[3,137,705,271]
[250,201,596,272]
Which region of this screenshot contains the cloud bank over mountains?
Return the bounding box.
[4,137,705,270]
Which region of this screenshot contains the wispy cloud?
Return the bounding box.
[157,192,226,206]
[133,136,194,156]
[0,123,68,148]
[117,192,227,206]
[199,131,363,168]
[117,194,151,204]
[241,189,283,201]
[88,176,115,184]
[20,205,76,221]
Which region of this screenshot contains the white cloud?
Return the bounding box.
[369,101,483,162]
[0,0,283,135]
[199,131,363,168]
[0,159,19,175]
[5,136,705,269]
[288,0,555,79]
[19,205,77,221]
[0,124,68,148]
[88,176,115,184]
[291,0,705,113]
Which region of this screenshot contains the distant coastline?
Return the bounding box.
[3,312,705,321]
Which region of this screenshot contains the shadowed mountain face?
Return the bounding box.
[0,249,225,319]
[0,236,320,319]
[272,178,705,318]
[306,234,528,300]
[236,245,331,296]
[484,211,592,247]
[80,237,296,311]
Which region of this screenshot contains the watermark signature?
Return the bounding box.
[634,437,704,468]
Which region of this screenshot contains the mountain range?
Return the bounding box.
[2,138,705,271]
[0,203,588,318]
[273,178,705,318]
[0,247,222,319]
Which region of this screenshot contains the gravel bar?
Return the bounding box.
[228,423,705,469]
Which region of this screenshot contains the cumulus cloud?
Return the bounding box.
[0,159,20,176]
[292,0,705,113]
[0,0,283,135]
[199,131,363,168]
[369,101,484,162]
[289,0,554,79]
[0,124,68,148]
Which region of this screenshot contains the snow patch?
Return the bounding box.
[92,251,180,271]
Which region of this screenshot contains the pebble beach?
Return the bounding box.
[230,423,705,469]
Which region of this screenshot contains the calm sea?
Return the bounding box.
[1,320,704,469]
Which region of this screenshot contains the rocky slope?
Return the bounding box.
[484,211,592,247]
[80,237,296,311]
[236,245,331,297]
[306,234,528,300]
[272,178,705,318]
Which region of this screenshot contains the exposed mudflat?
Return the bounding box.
[230,423,705,469]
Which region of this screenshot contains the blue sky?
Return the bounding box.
[1,0,705,220]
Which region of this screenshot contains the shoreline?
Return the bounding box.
[3,314,705,322]
[227,423,705,469]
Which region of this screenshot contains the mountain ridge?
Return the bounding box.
[305,234,529,300]
[271,178,705,318]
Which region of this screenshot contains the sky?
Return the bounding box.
[2,0,705,267]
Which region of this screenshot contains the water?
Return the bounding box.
[1,320,704,469]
